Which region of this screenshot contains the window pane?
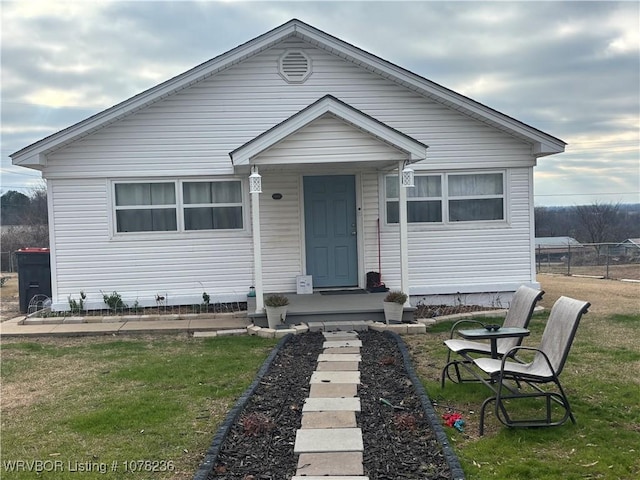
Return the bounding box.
[183,183,212,204]
[116,184,150,206]
[212,181,242,203]
[408,201,442,222]
[116,183,175,206]
[185,207,213,230]
[449,198,504,221]
[387,201,399,224]
[185,207,243,230]
[213,206,243,229]
[116,208,177,232]
[385,176,399,199]
[409,176,441,198]
[448,174,503,196]
[150,183,175,204]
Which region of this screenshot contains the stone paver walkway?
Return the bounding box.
[293,330,370,480]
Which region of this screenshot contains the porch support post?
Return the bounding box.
[398,161,411,306]
[251,170,264,313]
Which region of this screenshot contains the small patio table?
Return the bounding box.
[457,327,530,359]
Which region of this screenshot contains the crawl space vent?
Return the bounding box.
[279,50,312,83]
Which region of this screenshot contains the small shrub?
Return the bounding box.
[384,290,407,304]
[68,291,86,313]
[380,355,396,366]
[102,291,127,312]
[392,412,418,431]
[264,294,289,307]
[241,412,274,437]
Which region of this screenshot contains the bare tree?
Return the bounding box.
[573,201,621,257]
[24,182,48,226]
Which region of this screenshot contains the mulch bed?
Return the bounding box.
[415,303,499,319]
[203,331,459,480]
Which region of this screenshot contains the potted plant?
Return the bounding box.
[264,294,289,329]
[383,290,407,324]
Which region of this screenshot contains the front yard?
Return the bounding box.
[1,274,638,479]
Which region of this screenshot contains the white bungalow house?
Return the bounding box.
[11,19,565,312]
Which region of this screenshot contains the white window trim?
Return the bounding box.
[109,178,249,240]
[381,170,509,229]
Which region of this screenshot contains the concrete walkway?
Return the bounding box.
[293,330,369,480]
[0,315,250,337]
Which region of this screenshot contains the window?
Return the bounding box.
[113,179,244,234]
[386,175,442,223]
[183,181,243,230]
[115,183,177,232]
[385,172,505,225]
[448,173,504,222]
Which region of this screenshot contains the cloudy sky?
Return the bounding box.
[1,0,638,206]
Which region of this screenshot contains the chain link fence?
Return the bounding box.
[536,242,640,280]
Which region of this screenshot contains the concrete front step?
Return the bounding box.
[322,346,361,354]
[315,361,359,371]
[292,477,369,480]
[318,353,361,362]
[323,331,360,340]
[309,383,358,398]
[296,452,364,476]
[323,339,363,348]
[310,371,360,384]
[294,428,363,453]
[301,411,357,429]
[303,397,361,412]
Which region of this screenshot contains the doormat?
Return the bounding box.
[319,289,368,295]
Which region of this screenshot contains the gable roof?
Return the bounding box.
[616,238,640,248]
[11,18,566,168]
[230,95,428,168]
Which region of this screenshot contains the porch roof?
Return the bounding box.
[229,95,428,170]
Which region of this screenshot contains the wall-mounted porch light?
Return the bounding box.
[249,167,262,194]
[401,164,415,187]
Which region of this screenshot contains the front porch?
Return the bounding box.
[248,291,416,326]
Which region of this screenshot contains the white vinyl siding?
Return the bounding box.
[41,38,540,305]
[49,178,253,307]
[378,168,532,294]
[44,39,534,180]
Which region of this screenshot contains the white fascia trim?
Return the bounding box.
[230,96,428,166]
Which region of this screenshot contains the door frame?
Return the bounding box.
[299,173,364,289]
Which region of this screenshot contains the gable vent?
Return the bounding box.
[279,50,312,83]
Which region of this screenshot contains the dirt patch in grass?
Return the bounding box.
[537,273,639,315]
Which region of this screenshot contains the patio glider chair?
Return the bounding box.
[475,296,590,435]
[441,285,544,388]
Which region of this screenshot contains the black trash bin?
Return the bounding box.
[16,248,52,313]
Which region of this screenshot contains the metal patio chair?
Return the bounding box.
[475,296,590,435]
[441,285,544,387]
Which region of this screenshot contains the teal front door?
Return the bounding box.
[304,175,358,288]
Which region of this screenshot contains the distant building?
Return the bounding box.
[612,238,640,258]
[535,237,583,262]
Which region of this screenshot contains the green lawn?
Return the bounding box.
[0,334,277,479]
[1,309,638,479]
[406,312,640,480]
